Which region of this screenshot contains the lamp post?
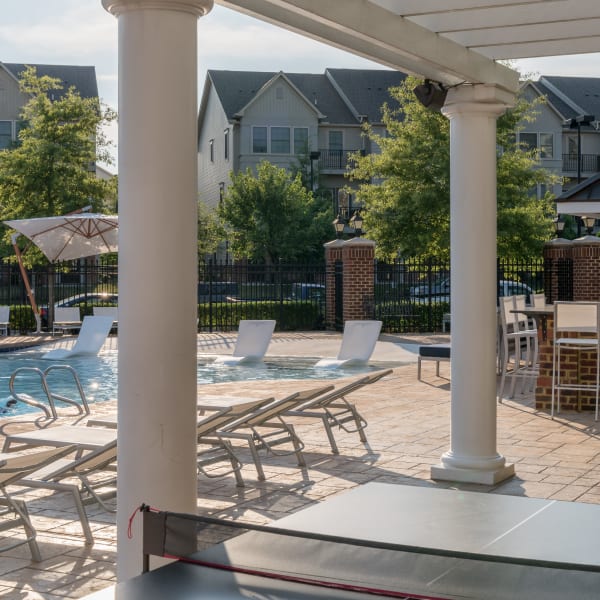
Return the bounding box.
[582,215,596,236]
[332,213,346,239]
[564,114,595,184]
[309,151,320,192]
[349,209,363,237]
[553,215,565,238]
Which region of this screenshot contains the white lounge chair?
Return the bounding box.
[315,320,382,368]
[0,305,9,336]
[42,316,114,360]
[52,306,82,335]
[0,445,76,560]
[213,320,276,365]
[19,440,117,545]
[93,306,118,329]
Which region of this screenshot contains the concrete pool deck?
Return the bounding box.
[1,331,600,598]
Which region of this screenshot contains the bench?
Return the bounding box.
[417,343,451,380]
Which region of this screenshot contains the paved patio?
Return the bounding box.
[1,331,599,598]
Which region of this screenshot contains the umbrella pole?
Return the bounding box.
[11,234,41,334]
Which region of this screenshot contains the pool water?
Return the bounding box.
[0,348,386,417]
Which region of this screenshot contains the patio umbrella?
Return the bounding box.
[3,213,118,262]
[3,213,118,333]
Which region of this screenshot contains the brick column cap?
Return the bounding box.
[343,238,376,248]
[544,238,573,248]
[574,235,600,245]
[324,239,345,248]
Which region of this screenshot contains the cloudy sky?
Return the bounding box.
[3,0,600,169]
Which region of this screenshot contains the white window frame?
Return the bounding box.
[0,120,14,150]
[252,126,268,154]
[270,127,290,154]
[293,127,309,155]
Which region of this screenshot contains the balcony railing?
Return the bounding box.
[318,149,362,170]
[562,153,600,173]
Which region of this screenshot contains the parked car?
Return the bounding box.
[40,293,118,326]
[410,278,533,303]
[288,283,325,301]
[197,282,239,303]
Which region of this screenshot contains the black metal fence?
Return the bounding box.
[0,257,549,334]
[373,257,547,333]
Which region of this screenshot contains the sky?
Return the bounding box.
[3,0,600,170]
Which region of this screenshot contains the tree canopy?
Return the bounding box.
[0,66,117,262]
[219,161,331,264]
[347,76,558,260]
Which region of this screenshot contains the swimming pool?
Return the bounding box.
[0,348,389,417]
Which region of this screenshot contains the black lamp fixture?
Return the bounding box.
[564,114,596,184]
[332,213,346,238]
[349,209,363,237]
[582,215,596,236]
[413,80,448,112]
[553,214,565,238]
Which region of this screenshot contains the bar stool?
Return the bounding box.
[497,295,538,402]
[551,301,600,420]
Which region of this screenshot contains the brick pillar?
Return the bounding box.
[572,236,600,301]
[341,238,376,321]
[324,239,344,330]
[542,238,572,303]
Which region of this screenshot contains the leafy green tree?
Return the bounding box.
[0,66,117,263]
[198,198,225,260]
[219,161,331,264]
[347,76,558,260]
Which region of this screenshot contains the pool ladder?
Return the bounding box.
[9,365,90,419]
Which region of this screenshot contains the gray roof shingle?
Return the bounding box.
[207,68,405,125]
[538,76,600,120]
[3,63,98,100]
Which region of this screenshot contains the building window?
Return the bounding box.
[252,127,267,153]
[329,130,343,151]
[275,86,284,100]
[209,138,214,162]
[219,182,225,205]
[0,121,12,150]
[224,129,229,160]
[271,127,290,154]
[294,128,309,154]
[539,133,554,158]
[519,132,537,152]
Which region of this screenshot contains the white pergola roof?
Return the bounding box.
[217,0,600,92]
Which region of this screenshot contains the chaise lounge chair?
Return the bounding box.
[43,315,114,360]
[52,306,83,335]
[213,319,276,365]
[19,440,117,545]
[216,384,333,481]
[315,320,383,368]
[93,306,118,330]
[285,368,393,453]
[0,305,9,336]
[0,445,76,560]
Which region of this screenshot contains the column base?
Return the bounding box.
[431,462,515,485]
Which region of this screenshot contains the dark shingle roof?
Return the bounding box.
[207,68,405,125]
[326,68,406,122]
[3,63,98,99]
[538,76,600,120]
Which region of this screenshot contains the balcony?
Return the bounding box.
[562,153,600,174]
[318,149,363,171]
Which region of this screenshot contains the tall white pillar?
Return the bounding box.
[102,0,213,580]
[431,84,516,485]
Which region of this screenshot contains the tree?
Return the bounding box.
[219,161,331,264]
[347,76,558,260]
[0,66,117,263]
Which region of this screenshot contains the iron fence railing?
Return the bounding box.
[562,153,600,173]
[0,257,551,335]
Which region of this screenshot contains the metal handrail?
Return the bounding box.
[8,364,90,419]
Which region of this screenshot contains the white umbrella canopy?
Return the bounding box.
[3,213,118,262]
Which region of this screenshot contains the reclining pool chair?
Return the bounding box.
[43,315,114,360]
[315,320,383,368]
[19,439,117,545]
[213,319,276,365]
[216,384,334,481]
[0,445,76,560]
[52,306,83,335]
[285,368,393,453]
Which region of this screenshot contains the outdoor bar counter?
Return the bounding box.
[523,305,598,412]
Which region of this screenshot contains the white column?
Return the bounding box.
[431,84,516,485]
[102,0,213,580]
